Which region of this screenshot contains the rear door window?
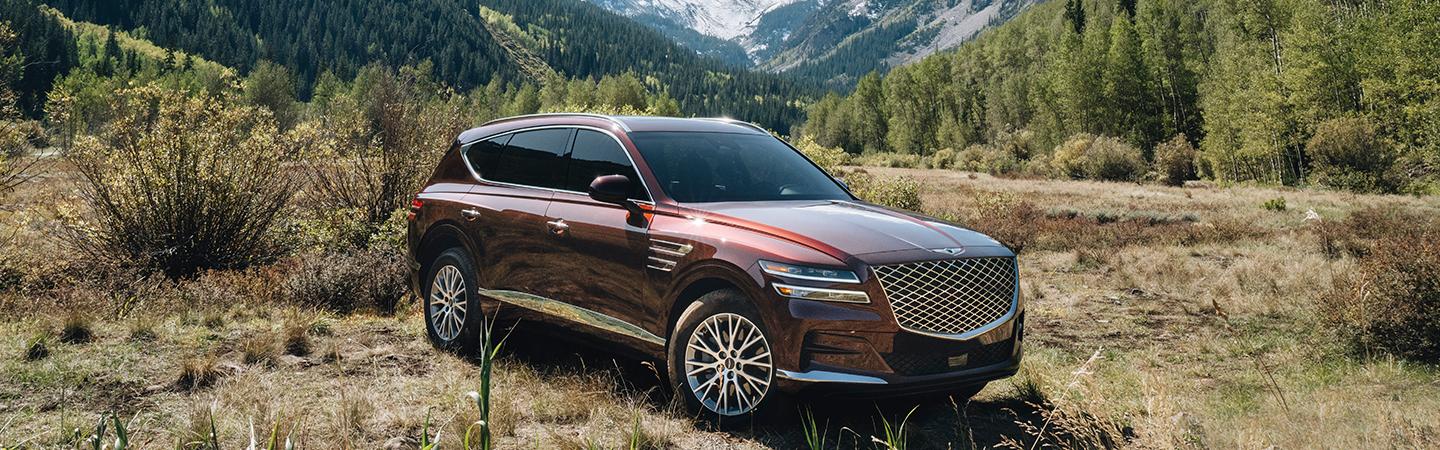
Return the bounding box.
[490,128,575,189]
[565,130,649,201]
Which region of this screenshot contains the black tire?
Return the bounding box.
[421,247,484,354]
[668,289,788,428]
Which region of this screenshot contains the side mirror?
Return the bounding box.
[588,174,631,205]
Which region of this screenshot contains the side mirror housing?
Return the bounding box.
[588,174,631,205]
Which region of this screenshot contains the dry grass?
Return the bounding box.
[2,165,1439,448]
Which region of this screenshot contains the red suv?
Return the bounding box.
[406,114,1023,423]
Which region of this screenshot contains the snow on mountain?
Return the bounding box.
[586,0,1036,85]
[588,0,801,41]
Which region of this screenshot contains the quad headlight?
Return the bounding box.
[759,260,860,283]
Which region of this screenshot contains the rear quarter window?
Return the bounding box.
[465,135,509,178]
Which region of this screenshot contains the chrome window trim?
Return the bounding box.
[460,124,656,205]
[874,259,1021,342]
[772,283,871,304]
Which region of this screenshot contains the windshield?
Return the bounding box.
[630,132,853,203]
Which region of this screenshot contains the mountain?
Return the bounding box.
[40,0,819,132]
[587,0,1039,87]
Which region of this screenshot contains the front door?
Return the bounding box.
[539,129,659,347]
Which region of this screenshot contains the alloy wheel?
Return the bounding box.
[429,264,467,342]
[684,313,773,416]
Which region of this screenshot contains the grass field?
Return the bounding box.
[2,164,1438,449]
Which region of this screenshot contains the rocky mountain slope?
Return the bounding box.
[588,0,1038,86]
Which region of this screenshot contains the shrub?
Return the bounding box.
[793,134,850,173]
[0,119,39,195]
[59,312,94,344]
[959,191,1041,253]
[843,170,923,211]
[1317,208,1440,361]
[177,354,221,390]
[854,152,924,168]
[1261,197,1287,212]
[67,86,299,278]
[1051,134,1147,181]
[953,144,1022,174]
[1152,134,1197,186]
[925,148,960,170]
[24,332,50,361]
[1306,117,1394,193]
[282,248,408,313]
[304,64,468,239]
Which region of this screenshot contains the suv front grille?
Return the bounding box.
[873,257,1017,337]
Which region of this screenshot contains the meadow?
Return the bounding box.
[3,158,1436,449]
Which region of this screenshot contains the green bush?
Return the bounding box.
[68,86,301,278]
[843,170,922,211]
[1318,208,1440,361]
[793,134,851,173]
[925,148,960,170]
[1051,134,1147,181]
[304,64,468,232]
[1153,134,1197,186]
[1261,197,1287,212]
[955,144,1023,174]
[1306,117,1395,193]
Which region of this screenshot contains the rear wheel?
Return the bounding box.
[422,248,483,353]
[668,289,784,427]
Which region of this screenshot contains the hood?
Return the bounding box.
[697,200,1009,262]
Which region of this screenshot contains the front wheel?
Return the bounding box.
[422,248,484,353]
[668,289,784,427]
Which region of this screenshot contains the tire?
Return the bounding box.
[668,289,787,428]
[422,247,484,354]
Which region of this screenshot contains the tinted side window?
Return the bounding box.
[491,128,574,189]
[465,134,510,178]
[566,130,649,200]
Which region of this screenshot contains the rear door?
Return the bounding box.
[460,128,574,295]
[539,129,661,345]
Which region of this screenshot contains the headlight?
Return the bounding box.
[759,260,860,283]
[773,283,870,304]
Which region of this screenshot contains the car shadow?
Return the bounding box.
[479,323,1051,449]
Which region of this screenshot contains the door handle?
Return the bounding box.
[460,209,482,221]
[546,219,569,236]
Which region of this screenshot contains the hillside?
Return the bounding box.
[588,0,1038,87]
[41,0,818,131]
[804,0,1440,194]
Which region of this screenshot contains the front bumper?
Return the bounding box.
[770,303,1025,398]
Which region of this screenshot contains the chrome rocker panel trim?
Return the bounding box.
[479,289,666,347]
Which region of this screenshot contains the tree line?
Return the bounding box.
[804,0,1439,194]
[37,0,818,133]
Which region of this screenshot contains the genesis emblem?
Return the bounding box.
[932,247,966,256]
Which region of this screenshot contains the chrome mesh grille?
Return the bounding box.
[873,258,1017,336]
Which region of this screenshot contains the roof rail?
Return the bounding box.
[699,117,769,134]
[480,112,631,132]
